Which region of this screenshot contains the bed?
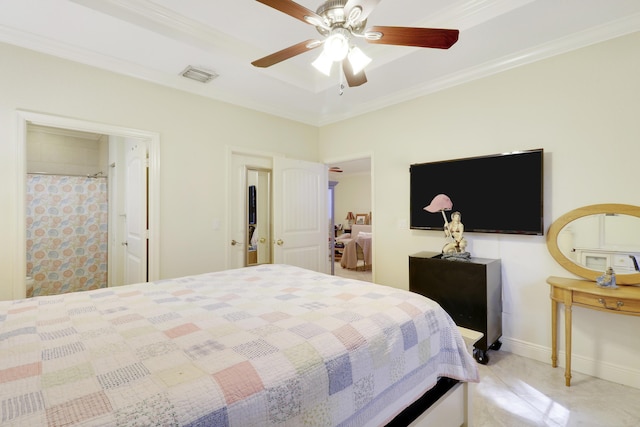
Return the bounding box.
[0,264,479,426]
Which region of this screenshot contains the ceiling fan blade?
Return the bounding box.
[344,0,381,22]
[252,40,322,68]
[365,26,459,49]
[255,0,323,25]
[342,59,367,87]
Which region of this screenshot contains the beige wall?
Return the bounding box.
[0,42,318,301]
[334,173,371,228]
[26,126,108,176]
[319,32,640,388]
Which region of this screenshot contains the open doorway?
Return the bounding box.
[326,156,373,282]
[16,111,160,299]
[228,148,329,273]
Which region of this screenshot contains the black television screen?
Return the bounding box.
[410,149,544,235]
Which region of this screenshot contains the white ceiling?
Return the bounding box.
[1,0,639,127]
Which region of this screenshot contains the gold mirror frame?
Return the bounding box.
[546,203,640,285]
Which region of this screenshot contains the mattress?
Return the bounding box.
[0,264,478,426]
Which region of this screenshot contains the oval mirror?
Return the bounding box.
[547,204,640,285]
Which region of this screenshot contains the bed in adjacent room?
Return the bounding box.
[0,264,479,426]
[338,225,373,270]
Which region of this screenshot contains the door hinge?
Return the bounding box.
[145,229,150,239]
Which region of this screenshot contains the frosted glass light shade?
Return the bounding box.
[324,33,349,61]
[312,51,333,76]
[347,47,372,74]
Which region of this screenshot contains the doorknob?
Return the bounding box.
[231,239,239,246]
[276,239,284,246]
[121,241,128,246]
[259,237,266,243]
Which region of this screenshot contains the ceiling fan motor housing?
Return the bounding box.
[315,0,366,37]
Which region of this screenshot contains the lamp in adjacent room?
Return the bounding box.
[345,211,355,228]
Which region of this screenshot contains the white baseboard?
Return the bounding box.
[500,337,640,390]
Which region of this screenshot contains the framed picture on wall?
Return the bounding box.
[355,214,368,225]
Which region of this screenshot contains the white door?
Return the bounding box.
[273,157,328,273]
[124,139,148,284]
[229,154,272,268]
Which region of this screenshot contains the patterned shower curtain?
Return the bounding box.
[26,174,108,296]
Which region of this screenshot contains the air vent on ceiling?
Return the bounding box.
[180,66,218,83]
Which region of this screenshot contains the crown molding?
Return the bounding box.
[318,14,640,126]
[1,9,638,128]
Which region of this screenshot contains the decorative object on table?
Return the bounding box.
[424,194,471,260]
[355,213,368,225]
[596,267,618,289]
[345,211,355,228]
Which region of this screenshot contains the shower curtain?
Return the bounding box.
[26,174,108,296]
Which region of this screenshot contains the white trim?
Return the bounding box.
[2,12,637,127]
[16,111,161,297]
[502,337,640,389]
[316,14,640,126]
[323,152,374,280]
[15,113,28,300]
[225,146,278,270]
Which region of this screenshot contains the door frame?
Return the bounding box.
[15,110,160,298]
[226,146,276,270]
[323,152,374,278]
[226,146,329,273]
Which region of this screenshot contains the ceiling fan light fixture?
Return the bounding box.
[347,46,371,74]
[346,6,362,25]
[364,31,383,41]
[312,51,334,76]
[324,29,349,61]
[252,0,460,88]
[304,15,328,30]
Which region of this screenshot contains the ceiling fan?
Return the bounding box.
[251,0,459,87]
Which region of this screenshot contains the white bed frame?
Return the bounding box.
[409,327,482,427]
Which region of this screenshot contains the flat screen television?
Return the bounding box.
[410,149,544,235]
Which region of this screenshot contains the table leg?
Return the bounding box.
[551,298,557,368]
[563,294,572,387]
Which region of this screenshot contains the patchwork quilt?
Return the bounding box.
[0,264,478,426]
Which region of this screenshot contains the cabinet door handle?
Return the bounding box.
[597,298,624,310]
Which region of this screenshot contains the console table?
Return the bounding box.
[547,276,640,386]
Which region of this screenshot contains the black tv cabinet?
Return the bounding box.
[409,251,502,364]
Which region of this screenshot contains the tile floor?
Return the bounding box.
[473,350,640,426]
[332,262,640,426]
[332,261,372,282]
